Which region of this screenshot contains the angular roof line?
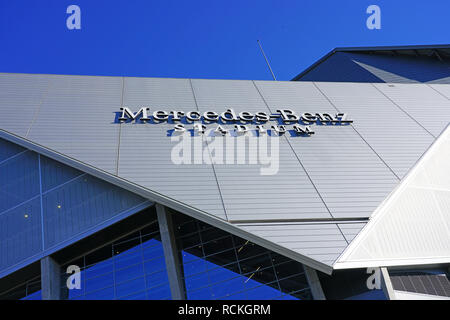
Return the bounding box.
[291,44,450,81]
[334,123,450,269]
[0,128,335,275]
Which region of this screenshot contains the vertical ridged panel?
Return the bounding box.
[255,81,399,219]
[237,222,349,266]
[40,155,84,192]
[373,83,450,137]
[118,77,227,219]
[0,198,42,272]
[27,75,123,174]
[0,139,26,162]
[191,79,331,221]
[0,151,40,213]
[0,73,49,137]
[42,174,148,249]
[315,82,434,178]
[337,126,450,267]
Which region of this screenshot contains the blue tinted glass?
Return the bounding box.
[346,289,387,300]
[85,273,114,294]
[40,155,83,192]
[0,197,42,271]
[0,139,26,162]
[175,217,313,300]
[83,287,115,300]
[116,276,146,299]
[66,229,171,300]
[0,151,39,213]
[22,290,42,300]
[42,175,147,248]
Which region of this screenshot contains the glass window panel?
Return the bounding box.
[202,235,234,257]
[173,213,313,300]
[42,176,146,248]
[0,197,42,271]
[275,260,305,279]
[114,249,142,271]
[0,151,39,213]
[278,274,309,294]
[114,263,145,284]
[146,269,169,288]
[85,245,112,268]
[147,284,171,300]
[40,156,83,192]
[0,138,26,162]
[115,276,146,299]
[210,276,246,299]
[142,240,165,261]
[84,272,114,294]
[120,290,147,300]
[83,287,115,300]
[187,287,213,300]
[184,271,212,292]
[143,258,167,276]
[183,256,208,277]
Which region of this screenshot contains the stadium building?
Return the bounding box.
[0,45,449,300]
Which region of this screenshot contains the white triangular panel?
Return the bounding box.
[335,125,450,268]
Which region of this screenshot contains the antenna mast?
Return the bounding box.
[257,40,277,81]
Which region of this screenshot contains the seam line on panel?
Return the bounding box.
[26,78,51,138]
[370,83,436,138]
[426,83,450,101]
[0,150,29,167]
[42,173,88,195]
[115,77,125,176]
[189,78,229,221]
[313,82,401,181]
[252,81,345,229]
[38,154,45,251]
[0,194,41,218]
[312,81,405,244]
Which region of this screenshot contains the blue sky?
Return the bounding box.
[0,0,449,80]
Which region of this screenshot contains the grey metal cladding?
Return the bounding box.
[0,73,49,137]
[190,79,331,221]
[26,75,122,174]
[373,82,450,137]
[390,273,450,297]
[297,52,450,84]
[337,223,366,243]
[118,77,227,220]
[237,222,350,266]
[314,82,435,178]
[254,81,399,219]
[429,84,450,100]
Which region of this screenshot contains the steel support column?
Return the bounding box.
[380,267,396,300]
[156,204,186,300]
[304,265,326,300]
[40,256,67,300]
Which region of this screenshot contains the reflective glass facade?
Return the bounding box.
[172,214,312,300]
[0,275,42,300]
[1,137,328,300]
[0,138,150,276]
[62,221,171,300]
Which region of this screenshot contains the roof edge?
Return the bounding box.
[291,44,450,81]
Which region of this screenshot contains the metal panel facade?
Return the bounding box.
[0,73,448,271]
[118,77,227,220]
[26,75,123,174]
[336,125,450,269]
